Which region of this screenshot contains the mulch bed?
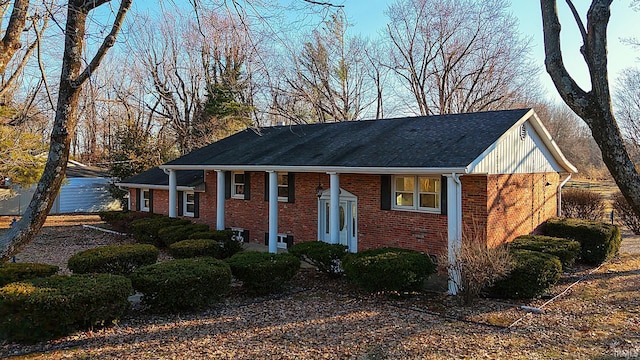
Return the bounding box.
[2,216,640,359]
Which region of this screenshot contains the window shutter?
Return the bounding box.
[244,172,251,200]
[177,191,184,216]
[440,175,448,215]
[286,235,294,249]
[264,172,269,201]
[194,193,200,218]
[242,229,249,243]
[135,189,141,211]
[287,172,295,203]
[225,171,231,199]
[148,189,154,213]
[380,175,391,210]
[264,232,269,246]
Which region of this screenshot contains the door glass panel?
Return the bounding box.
[339,205,345,231]
[352,203,356,237]
[325,203,330,234]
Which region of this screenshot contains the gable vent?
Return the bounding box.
[519,123,527,141]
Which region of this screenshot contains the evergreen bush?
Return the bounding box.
[67,244,159,275]
[509,235,581,268]
[130,216,191,246]
[289,241,348,278]
[543,217,621,265]
[130,257,231,312]
[0,262,59,287]
[169,239,219,259]
[343,248,436,293]
[225,252,300,295]
[490,249,562,299]
[0,274,132,343]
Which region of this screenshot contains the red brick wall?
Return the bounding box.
[126,171,559,254]
[485,172,559,247]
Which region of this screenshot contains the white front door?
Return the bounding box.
[318,188,357,252]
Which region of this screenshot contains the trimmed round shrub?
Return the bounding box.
[509,235,581,268]
[157,223,211,247]
[0,274,132,343]
[343,248,436,293]
[131,216,191,246]
[68,244,159,275]
[188,230,242,259]
[490,249,562,299]
[289,241,348,278]
[98,210,152,233]
[0,262,59,287]
[169,239,219,259]
[188,230,234,241]
[543,217,621,265]
[225,252,300,296]
[130,257,231,312]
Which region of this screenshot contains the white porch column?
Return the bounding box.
[446,174,463,295]
[268,171,278,253]
[168,169,177,218]
[329,172,340,245]
[216,170,225,230]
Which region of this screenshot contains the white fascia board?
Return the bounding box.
[159,164,468,175]
[465,109,578,174]
[114,183,198,192]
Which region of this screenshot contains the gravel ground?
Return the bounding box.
[1,215,640,359]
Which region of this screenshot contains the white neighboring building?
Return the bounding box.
[0,160,121,215]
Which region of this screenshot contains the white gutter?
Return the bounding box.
[114,182,199,192]
[159,164,468,175]
[557,173,572,217]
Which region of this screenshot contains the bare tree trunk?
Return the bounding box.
[0,0,29,76]
[0,0,132,261]
[541,0,640,218]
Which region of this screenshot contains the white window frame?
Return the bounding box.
[183,191,195,217]
[277,173,289,202]
[392,175,441,213]
[277,233,288,249]
[140,188,150,212]
[231,171,246,199]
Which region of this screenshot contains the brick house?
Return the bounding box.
[117,108,576,293]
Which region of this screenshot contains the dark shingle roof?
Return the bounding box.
[121,167,203,187]
[167,109,531,169]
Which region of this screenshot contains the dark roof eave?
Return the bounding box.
[159,165,470,175]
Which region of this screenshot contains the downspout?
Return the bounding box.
[447,173,463,295]
[557,173,572,217]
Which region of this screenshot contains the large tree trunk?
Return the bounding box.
[541,0,640,217]
[0,0,131,261]
[0,0,30,76]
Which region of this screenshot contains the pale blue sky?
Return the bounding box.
[342,1,640,99]
[133,1,640,102]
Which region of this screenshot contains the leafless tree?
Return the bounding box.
[0,0,132,261]
[273,11,372,123]
[615,68,640,161]
[385,0,538,116]
[541,0,640,216]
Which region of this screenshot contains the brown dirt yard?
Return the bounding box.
[1,215,640,359]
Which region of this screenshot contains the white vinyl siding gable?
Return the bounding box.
[468,120,563,175]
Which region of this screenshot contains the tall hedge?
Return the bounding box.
[509,235,581,268]
[490,249,562,299]
[543,218,621,265]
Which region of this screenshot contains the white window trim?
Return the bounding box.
[140,188,150,212]
[277,173,288,202]
[276,233,288,249]
[183,191,195,217]
[231,171,245,199]
[392,175,441,213]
